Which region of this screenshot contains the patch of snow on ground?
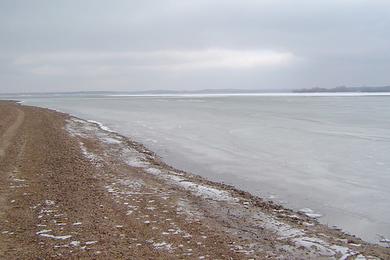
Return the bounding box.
[153,241,174,252]
[39,234,72,240]
[145,168,162,175]
[120,148,149,168]
[252,212,368,258]
[36,229,52,235]
[148,169,236,202]
[45,200,55,206]
[125,157,149,168]
[100,136,122,144]
[87,120,115,133]
[298,208,322,218]
[13,178,26,182]
[70,241,80,247]
[78,142,102,163]
[329,244,363,259]
[176,199,202,220]
[118,179,144,190]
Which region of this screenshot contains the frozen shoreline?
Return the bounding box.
[65,111,388,258]
[80,119,323,216]
[78,116,390,243]
[15,96,390,245]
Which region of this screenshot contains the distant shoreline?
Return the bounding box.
[1,85,390,98]
[2,92,390,99]
[294,86,390,93]
[104,92,390,97]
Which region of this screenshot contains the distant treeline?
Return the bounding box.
[294,86,390,93]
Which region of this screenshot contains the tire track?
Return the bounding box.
[0,107,25,158]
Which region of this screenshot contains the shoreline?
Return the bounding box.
[2,92,390,98]
[20,99,388,245]
[30,101,390,251]
[66,108,389,243]
[1,100,389,259]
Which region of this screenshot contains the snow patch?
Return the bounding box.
[101,137,122,144]
[13,178,26,182]
[252,212,368,258]
[45,200,55,206]
[87,120,115,133]
[85,241,98,245]
[79,142,101,162]
[145,168,161,175]
[298,208,322,218]
[146,167,235,201]
[121,148,149,167]
[40,234,72,240]
[70,241,80,247]
[118,179,144,190]
[153,241,173,252]
[125,157,149,168]
[36,229,52,235]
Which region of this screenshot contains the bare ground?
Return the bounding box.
[0,101,389,259]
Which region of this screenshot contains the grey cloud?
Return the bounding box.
[0,0,389,92]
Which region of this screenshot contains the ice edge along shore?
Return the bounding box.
[62,110,388,259]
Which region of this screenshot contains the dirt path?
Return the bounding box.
[0,106,24,158]
[0,101,389,259]
[0,103,24,230]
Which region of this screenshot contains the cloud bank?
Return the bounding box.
[14,49,297,76]
[0,0,389,92]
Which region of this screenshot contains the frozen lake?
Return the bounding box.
[19,94,390,243]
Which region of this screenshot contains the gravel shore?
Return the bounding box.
[0,101,389,259]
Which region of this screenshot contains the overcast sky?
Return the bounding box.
[1,0,389,93]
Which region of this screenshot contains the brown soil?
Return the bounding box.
[0,101,389,259]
